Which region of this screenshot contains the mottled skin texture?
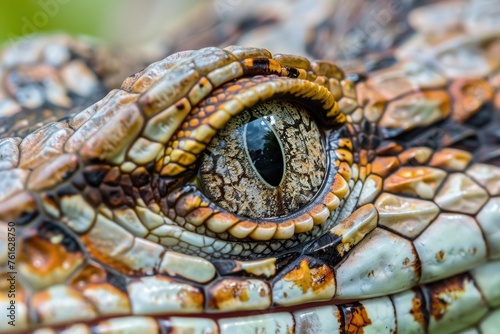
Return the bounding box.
[1,1,500,333]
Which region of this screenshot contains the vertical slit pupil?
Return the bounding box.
[245,116,284,187]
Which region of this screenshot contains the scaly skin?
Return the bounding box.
[1,1,500,333]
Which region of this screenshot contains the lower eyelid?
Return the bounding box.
[164,149,350,241]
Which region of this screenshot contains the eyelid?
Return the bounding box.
[160,83,352,241]
[165,151,351,242]
[127,47,361,245]
[157,75,343,178]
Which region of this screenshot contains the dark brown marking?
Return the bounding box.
[100,184,125,208]
[284,66,300,78]
[71,172,87,191]
[341,302,372,334]
[83,165,111,187]
[103,167,121,186]
[212,259,238,276]
[424,274,469,321]
[280,259,334,295]
[407,288,429,331]
[435,250,446,262]
[131,167,150,187]
[56,184,79,197]
[82,187,103,207]
[241,58,284,76]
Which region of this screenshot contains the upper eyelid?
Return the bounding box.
[156,74,344,178]
[115,47,358,172]
[126,47,347,121]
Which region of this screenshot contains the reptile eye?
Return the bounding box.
[157,56,351,248]
[199,99,326,219]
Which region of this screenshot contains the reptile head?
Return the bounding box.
[0,35,371,324]
[1,24,499,332]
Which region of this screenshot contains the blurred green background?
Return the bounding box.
[0,0,202,48]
